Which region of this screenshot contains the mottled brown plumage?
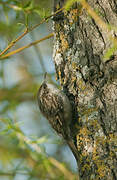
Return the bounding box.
[37,74,79,162]
[37,79,71,137]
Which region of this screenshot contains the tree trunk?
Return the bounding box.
[53,0,117,179]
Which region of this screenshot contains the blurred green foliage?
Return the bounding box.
[0,0,77,179]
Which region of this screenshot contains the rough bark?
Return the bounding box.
[53,0,117,179]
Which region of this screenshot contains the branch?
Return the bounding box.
[0,28,28,56]
[0,7,64,57]
[0,33,53,60]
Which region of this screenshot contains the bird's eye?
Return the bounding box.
[43,83,47,89]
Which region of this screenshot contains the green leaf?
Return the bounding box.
[103,44,117,62]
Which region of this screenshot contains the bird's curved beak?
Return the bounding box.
[44,72,47,82]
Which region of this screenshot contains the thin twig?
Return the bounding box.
[0,171,29,176]
[49,157,77,179]
[0,28,28,56]
[0,33,53,59]
[0,7,64,57]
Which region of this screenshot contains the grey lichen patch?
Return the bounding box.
[77,104,98,124]
[64,62,78,95]
[102,83,117,105]
[81,65,89,79]
[77,84,94,104]
[53,7,81,72]
[53,51,63,66]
